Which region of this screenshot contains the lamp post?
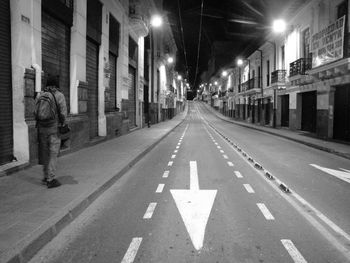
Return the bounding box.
[272,18,286,128]
[149,14,163,127]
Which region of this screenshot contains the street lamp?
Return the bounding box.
[177,75,182,80]
[272,18,286,128]
[222,70,228,77]
[149,14,163,127]
[167,56,174,64]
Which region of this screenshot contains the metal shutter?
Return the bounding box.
[128,66,136,127]
[0,0,13,165]
[109,53,117,110]
[41,11,70,111]
[86,39,99,138]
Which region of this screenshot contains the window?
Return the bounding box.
[266,60,270,86]
[302,28,311,59]
[281,45,285,69]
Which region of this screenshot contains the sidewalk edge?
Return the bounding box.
[202,103,350,160]
[1,113,187,263]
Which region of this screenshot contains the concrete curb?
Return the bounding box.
[202,103,350,160]
[2,110,188,263]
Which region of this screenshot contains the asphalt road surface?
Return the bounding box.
[30,102,350,263]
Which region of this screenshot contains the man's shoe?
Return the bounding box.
[42,178,48,185]
[47,179,61,188]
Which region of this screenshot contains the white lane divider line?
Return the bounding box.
[176,146,180,149]
[168,161,173,166]
[163,171,169,178]
[174,150,178,153]
[121,237,143,263]
[234,171,243,178]
[281,239,307,263]
[217,146,221,149]
[257,203,275,220]
[214,142,218,145]
[156,184,165,193]
[223,155,228,159]
[171,155,176,159]
[227,161,234,167]
[243,184,255,193]
[143,202,157,219]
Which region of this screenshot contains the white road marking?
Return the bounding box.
[168,161,173,166]
[143,202,157,219]
[234,171,243,178]
[227,161,234,167]
[174,150,178,153]
[163,171,169,178]
[176,146,180,149]
[257,203,275,220]
[223,155,228,159]
[215,142,218,145]
[243,184,255,193]
[217,146,221,149]
[170,161,217,251]
[156,184,165,193]
[281,239,307,263]
[220,150,224,153]
[310,164,350,184]
[171,155,176,159]
[121,237,143,263]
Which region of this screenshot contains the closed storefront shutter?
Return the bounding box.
[109,53,117,110]
[86,40,99,138]
[41,11,70,111]
[0,0,13,165]
[128,66,137,127]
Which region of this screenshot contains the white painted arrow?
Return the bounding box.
[170,161,217,251]
[310,164,350,184]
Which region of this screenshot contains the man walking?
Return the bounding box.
[35,76,67,188]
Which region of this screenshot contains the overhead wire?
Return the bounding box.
[193,0,204,88]
[177,0,189,77]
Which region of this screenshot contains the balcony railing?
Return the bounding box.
[289,58,312,77]
[241,77,260,91]
[271,70,287,84]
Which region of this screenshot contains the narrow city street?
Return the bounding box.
[29,102,350,263]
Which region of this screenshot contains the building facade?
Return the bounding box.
[208,0,350,142]
[0,0,182,172]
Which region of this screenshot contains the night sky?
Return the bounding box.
[163,0,301,88]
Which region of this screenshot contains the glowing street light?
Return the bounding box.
[214,81,218,85]
[167,57,174,64]
[273,19,286,33]
[150,15,163,28]
[222,70,228,77]
[177,75,182,80]
[237,59,243,66]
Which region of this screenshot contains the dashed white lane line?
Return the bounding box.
[171,155,176,159]
[217,146,221,149]
[214,142,218,145]
[223,155,228,159]
[143,202,157,219]
[156,184,165,193]
[243,184,255,193]
[176,146,180,149]
[163,171,169,178]
[168,161,173,166]
[234,171,243,178]
[227,161,234,167]
[121,237,143,263]
[220,150,224,153]
[281,239,307,263]
[257,203,275,220]
[174,150,178,153]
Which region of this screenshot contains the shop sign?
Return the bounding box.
[311,16,345,67]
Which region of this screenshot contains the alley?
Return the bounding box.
[29,102,350,263]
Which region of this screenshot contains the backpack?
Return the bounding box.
[34,91,57,126]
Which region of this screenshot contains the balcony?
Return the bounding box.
[271,70,287,85]
[289,58,312,77]
[240,77,260,94]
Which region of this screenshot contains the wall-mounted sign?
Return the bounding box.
[311,16,345,67]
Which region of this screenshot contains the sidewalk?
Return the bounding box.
[201,102,350,160]
[0,107,187,263]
